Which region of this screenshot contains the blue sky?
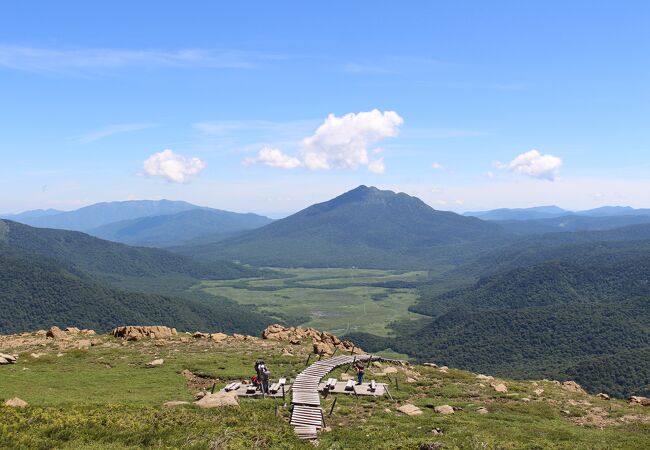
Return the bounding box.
[1,1,649,216]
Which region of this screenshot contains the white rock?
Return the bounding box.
[146,358,164,367]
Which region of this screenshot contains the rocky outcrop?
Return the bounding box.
[210,333,228,343]
[629,396,650,406]
[262,324,361,354]
[491,382,508,393]
[46,326,67,339]
[111,326,177,341]
[561,381,586,394]
[0,353,17,365]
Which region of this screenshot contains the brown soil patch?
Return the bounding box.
[181,369,217,390]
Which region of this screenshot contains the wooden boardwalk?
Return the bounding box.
[290,354,374,439]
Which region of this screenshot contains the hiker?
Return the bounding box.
[355,362,365,385]
[258,362,271,394]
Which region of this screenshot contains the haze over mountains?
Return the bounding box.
[3,185,650,397]
[1,200,273,248]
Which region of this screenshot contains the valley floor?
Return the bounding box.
[198,268,431,338]
[1,331,649,449]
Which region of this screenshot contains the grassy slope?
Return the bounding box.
[1,333,649,449]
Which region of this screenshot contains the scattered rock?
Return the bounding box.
[406,377,417,383]
[534,388,544,396]
[194,391,239,408]
[34,330,47,336]
[146,358,164,367]
[561,381,586,394]
[112,326,177,341]
[210,333,228,343]
[4,397,28,408]
[430,428,443,435]
[476,374,494,381]
[56,353,64,357]
[164,401,190,407]
[313,342,334,356]
[281,349,293,357]
[597,393,610,400]
[422,362,438,368]
[491,382,508,393]
[46,326,67,339]
[64,327,81,334]
[476,407,489,414]
[261,324,361,353]
[80,329,96,336]
[30,353,44,359]
[182,369,216,390]
[438,366,449,372]
[629,396,650,406]
[0,353,17,364]
[434,405,454,415]
[522,398,531,402]
[397,404,423,416]
[192,332,209,339]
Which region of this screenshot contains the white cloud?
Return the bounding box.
[76,123,157,144]
[241,109,403,173]
[300,110,403,171]
[143,149,205,183]
[498,149,563,181]
[367,157,385,174]
[243,146,302,169]
[431,162,445,170]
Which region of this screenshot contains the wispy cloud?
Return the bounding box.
[0,45,277,75]
[76,123,158,144]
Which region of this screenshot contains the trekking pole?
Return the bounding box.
[332,347,338,357]
[350,345,355,355]
[282,385,285,402]
[328,397,338,417]
[318,352,323,361]
[305,354,312,366]
[352,385,359,401]
[396,376,399,391]
[211,383,216,394]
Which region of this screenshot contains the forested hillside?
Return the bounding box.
[348,254,650,398]
[0,219,261,281]
[0,249,273,335]
[0,219,275,335]
[180,185,509,268]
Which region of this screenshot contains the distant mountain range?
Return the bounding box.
[0,219,273,334]
[89,208,273,247]
[177,185,510,268]
[465,205,650,221]
[1,200,273,248]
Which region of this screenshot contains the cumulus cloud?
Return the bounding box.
[431,162,445,170]
[498,149,563,181]
[367,157,385,174]
[243,146,302,169]
[143,149,205,183]
[242,109,403,173]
